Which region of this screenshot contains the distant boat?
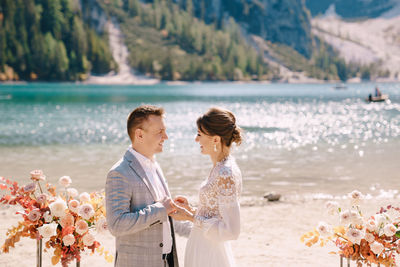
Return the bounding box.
[333,83,347,90]
[366,94,389,102]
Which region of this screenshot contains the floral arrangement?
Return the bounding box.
[301,190,400,267]
[0,170,113,266]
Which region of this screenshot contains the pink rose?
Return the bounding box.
[82,232,95,246]
[79,192,91,202]
[23,182,37,193]
[60,213,75,229]
[28,209,41,222]
[75,220,89,235]
[30,170,46,181]
[68,199,79,214]
[62,234,75,246]
[36,194,47,204]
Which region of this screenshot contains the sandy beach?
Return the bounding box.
[1,197,399,267]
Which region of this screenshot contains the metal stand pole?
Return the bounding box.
[340,256,343,267]
[347,257,350,267]
[76,258,80,267]
[36,239,42,267]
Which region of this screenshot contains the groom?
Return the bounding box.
[106,105,179,267]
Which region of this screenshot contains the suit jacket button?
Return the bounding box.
[159,243,163,247]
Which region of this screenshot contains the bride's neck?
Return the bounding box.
[211,148,230,166]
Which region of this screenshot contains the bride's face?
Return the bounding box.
[195,129,214,155]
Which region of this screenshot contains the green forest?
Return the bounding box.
[0,0,115,81]
[0,0,389,82]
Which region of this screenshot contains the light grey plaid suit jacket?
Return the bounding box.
[105,150,179,267]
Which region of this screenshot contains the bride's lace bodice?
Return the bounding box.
[194,156,242,243]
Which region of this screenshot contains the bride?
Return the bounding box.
[171,107,243,267]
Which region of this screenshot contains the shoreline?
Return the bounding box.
[1,78,400,86]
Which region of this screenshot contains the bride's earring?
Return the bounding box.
[214,144,217,152]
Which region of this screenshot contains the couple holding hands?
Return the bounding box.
[105,105,242,267]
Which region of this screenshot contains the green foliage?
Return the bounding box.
[0,0,115,81]
[99,0,269,81]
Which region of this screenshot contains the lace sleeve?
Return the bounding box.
[194,168,241,242]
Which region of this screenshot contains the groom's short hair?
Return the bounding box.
[127,105,165,141]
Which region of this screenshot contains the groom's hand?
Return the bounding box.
[161,197,177,215]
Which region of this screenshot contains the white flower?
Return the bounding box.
[43,211,53,223]
[79,192,91,203]
[374,214,388,233]
[59,176,72,187]
[96,217,108,234]
[78,204,95,220]
[75,220,89,235]
[366,219,377,232]
[325,201,340,215]
[350,210,363,225]
[62,234,75,246]
[49,198,67,217]
[365,232,375,243]
[67,188,79,198]
[370,241,384,255]
[316,221,332,237]
[30,170,46,181]
[348,190,363,205]
[383,224,397,237]
[340,210,352,226]
[346,228,364,245]
[82,232,95,246]
[38,223,57,238]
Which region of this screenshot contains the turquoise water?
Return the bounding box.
[1,82,400,199]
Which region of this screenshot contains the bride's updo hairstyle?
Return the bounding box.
[197,107,242,147]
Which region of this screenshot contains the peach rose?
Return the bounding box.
[62,234,75,246]
[68,199,80,214]
[82,232,95,246]
[28,209,41,222]
[75,220,89,235]
[60,213,74,229]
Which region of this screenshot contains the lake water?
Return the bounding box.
[0,82,399,201]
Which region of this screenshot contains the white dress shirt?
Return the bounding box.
[129,147,172,254]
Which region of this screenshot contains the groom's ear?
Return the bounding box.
[135,128,144,140]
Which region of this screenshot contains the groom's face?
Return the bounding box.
[141,115,168,156]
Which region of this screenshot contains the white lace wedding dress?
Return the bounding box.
[185,155,242,267]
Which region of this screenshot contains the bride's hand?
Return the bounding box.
[174,195,190,209]
[169,202,194,222]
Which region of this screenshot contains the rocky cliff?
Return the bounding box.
[187,0,313,58]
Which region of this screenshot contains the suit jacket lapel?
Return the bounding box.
[124,150,158,201]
